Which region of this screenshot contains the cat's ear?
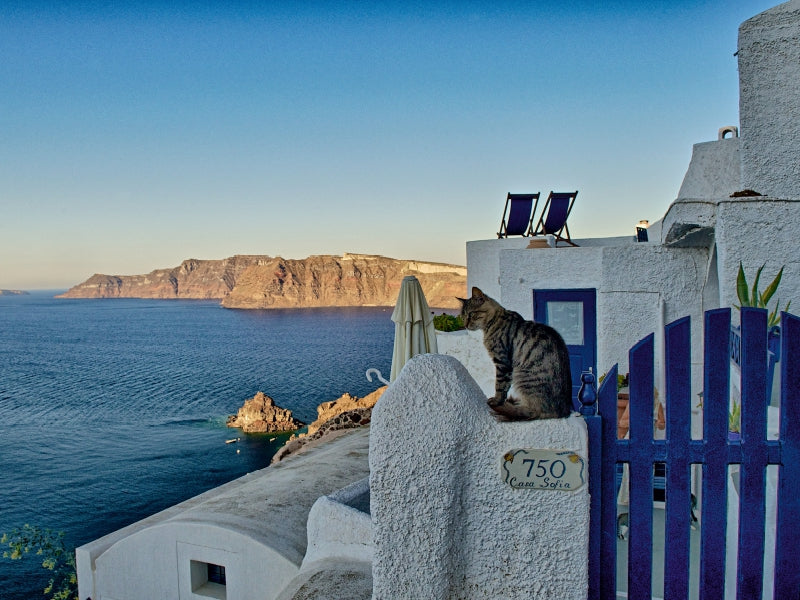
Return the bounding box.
[456,297,467,305]
[469,287,486,305]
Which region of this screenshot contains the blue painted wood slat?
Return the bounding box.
[773,312,800,598]
[627,334,655,600]
[581,371,603,600]
[737,308,769,600]
[596,364,619,600]
[699,308,731,600]
[663,317,692,600]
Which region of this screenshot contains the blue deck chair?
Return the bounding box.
[497,192,540,238]
[531,191,578,246]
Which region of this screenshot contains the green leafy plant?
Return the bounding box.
[729,401,741,433]
[598,372,628,391]
[736,262,791,328]
[433,313,464,332]
[1,525,77,600]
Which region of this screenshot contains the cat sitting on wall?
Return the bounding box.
[458,287,573,421]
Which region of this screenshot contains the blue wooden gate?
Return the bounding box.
[583,307,800,599]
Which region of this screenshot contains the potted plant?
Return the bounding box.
[735,261,791,406]
[735,262,790,328]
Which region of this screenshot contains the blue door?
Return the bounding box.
[533,289,597,409]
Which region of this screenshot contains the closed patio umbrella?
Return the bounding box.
[390,275,438,381]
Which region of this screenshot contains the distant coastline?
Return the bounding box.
[56,253,467,310]
[0,289,29,296]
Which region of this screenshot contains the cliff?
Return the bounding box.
[57,253,467,309]
[56,255,270,300]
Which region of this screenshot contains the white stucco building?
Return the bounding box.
[466,0,800,402]
[76,2,800,599]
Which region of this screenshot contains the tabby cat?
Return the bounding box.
[458,287,573,420]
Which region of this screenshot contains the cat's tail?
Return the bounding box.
[488,398,568,421]
[489,409,517,422]
[488,400,535,421]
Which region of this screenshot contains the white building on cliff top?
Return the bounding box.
[465,0,800,404]
[77,2,800,599]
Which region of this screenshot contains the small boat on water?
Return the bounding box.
[225,438,241,444]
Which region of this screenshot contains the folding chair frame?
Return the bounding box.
[531,191,579,247]
[497,192,540,238]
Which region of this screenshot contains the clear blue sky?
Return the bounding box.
[0,1,778,289]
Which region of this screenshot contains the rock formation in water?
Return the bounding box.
[57,253,466,309]
[305,386,386,436]
[0,290,29,296]
[226,391,304,433]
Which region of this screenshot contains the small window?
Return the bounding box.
[190,560,227,599]
[207,563,226,585]
[546,301,584,345]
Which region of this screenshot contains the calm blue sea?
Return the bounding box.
[0,292,393,599]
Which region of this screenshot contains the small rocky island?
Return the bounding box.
[0,289,29,296]
[226,386,386,462]
[226,391,304,433]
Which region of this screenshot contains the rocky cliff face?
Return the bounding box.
[222,253,466,309]
[57,253,466,309]
[56,255,270,300]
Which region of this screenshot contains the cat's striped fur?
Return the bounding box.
[458,287,573,420]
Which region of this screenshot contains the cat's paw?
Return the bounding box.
[487,395,505,407]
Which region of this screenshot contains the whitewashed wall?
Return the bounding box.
[715,199,800,323]
[493,243,707,393]
[81,522,296,600]
[370,354,589,600]
[466,237,529,299]
[466,236,633,304]
[739,0,800,198]
[498,247,603,321]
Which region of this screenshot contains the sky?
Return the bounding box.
[0,0,780,290]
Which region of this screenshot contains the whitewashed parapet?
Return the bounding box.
[675,138,741,201]
[303,477,373,566]
[466,237,530,300]
[660,198,717,247]
[369,354,589,600]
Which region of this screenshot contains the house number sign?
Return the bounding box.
[501,449,586,491]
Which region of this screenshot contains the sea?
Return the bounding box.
[0,292,394,599]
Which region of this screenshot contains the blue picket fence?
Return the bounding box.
[582,307,800,599]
